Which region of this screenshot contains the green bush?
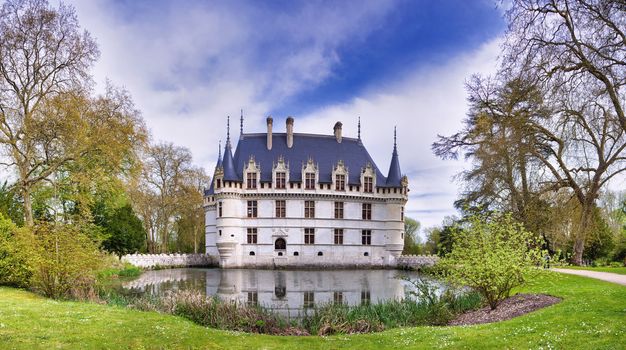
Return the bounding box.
[439,212,545,310]
[0,214,32,287]
[97,263,142,280]
[29,223,103,299]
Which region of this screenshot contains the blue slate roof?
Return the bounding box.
[222,142,238,181]
[206,131,403,195]
[236,132,401,186]
[386,146,402,186]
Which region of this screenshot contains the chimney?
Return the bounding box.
[266,116,273,150]
[286,116,294,148]
[334,121,343,143]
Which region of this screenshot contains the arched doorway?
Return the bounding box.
[274,238,286,250]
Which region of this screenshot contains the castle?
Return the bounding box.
[204,116,408,268]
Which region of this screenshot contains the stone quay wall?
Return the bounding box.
[122,253,216,269]
[122,254,438,270]
[396,255,439,269]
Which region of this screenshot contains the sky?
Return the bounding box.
[68,0,507,233]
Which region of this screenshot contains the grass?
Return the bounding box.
[556,266,626,275]
[97,264,143,280]
[0,271,625,349]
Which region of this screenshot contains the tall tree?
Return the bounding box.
[132,142,208,253]
[503,0,626,264]
[0,0,100,225]
[402,217,421,255]
[504,0,626,132]
[436,1,626,265]
[433,76,552,235]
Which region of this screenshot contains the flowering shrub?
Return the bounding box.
[439,212,545,310]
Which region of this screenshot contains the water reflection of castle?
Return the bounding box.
[123,268,412,316]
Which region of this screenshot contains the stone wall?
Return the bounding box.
[121,253,216,268]
[396,255,439,269]
[121,253,438,270]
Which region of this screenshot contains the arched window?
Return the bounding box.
[275,238,286,250]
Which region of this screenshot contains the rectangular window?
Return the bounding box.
[401,206,404,221]
[334,229,343,245]
[333,291,343,304]
[218,201,223,217]
[247,228,258,244]
[305,173,315,190]
[334,201,344,219]
[362,230,372,245]
[247,200,257,218]
[303,291,314,308]
[247,172,257,189]
[361,290,371,305]
[275,200,286,218]
[216,179,221,188]
[362,203,372,220]
[364,176,373,193]
[304,228,315,244]
[247,291,258,306]
[275,172,286,189]
[335,174,345,191]
[304,200,315,218]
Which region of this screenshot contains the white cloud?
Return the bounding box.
[69,0,501,231]
[298,39,502,230]
[70,0,396,166]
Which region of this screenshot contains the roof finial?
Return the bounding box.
[393,126,397,151]
[240,109,244,135]
[218,140,222,160]
[358,116,361,140]
[226,116,231,147]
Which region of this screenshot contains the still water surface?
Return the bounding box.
[120,268,427,316]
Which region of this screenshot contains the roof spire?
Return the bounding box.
[240,109,244,135]
[386,126,402,186]
[216,140,223,168]
[226,116,231,147]
[393,125,397,151]
[358,116,361,140]
[222,118,237,181]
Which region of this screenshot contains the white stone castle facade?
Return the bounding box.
[204,116,408,268]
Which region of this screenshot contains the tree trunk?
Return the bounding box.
[22,186,34,227]
[572,202,593,266]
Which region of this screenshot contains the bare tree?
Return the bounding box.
[504,0,626,132]
[133,142,208,253]
[0,0,99,225]
[446,0,626,265]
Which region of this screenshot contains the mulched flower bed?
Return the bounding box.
[449,293,561,326]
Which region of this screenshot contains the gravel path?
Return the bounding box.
[551,268,626,286]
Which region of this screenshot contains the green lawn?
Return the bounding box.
[557,266,626,275]
[0,271,625,349]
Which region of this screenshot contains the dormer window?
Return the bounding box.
[335,174,345,191]
[276,172,286,189]
[363,176,373,193]
[244,156,260,190]
[246,172,257,189]
[305,173,315,190]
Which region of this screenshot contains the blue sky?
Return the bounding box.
[277,1,504,114]
[70,0,506,231]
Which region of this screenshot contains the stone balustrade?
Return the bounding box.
[121,253,217,268]
[396,255,439,269]
[121,253,438,270]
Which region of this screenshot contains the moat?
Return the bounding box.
[119,268,427,316]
